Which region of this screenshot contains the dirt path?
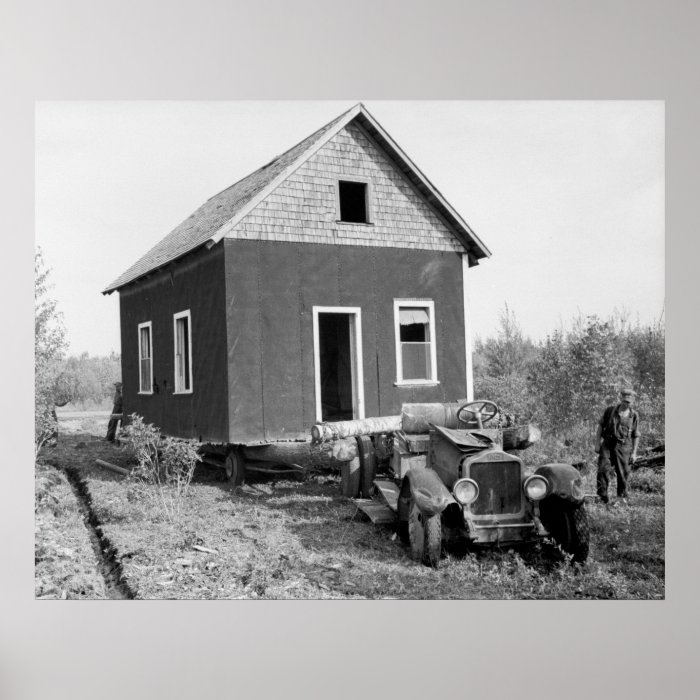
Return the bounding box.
[36,414,136,599]
[62,466,135,599]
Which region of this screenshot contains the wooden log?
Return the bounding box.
[311,416,401,443]
[331,438,357,462]
[95,459,130,476]
[242,440,353,470]
[632,453,665,470]
[401,403,467,434]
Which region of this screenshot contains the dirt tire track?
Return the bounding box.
[63,466,136,599]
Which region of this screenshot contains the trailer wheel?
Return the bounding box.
[356,435,376,498]
[408,500,442,568]
[224,447,246,486]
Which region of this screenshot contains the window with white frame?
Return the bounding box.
[394,300,438,384]
[173,310,193,393]
[337,178,371,223]
[138,322,153,394]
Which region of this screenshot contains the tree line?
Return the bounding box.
[35,249,121,454]
[473,305,665,457]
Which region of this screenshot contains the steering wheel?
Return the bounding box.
[456,400,499,428]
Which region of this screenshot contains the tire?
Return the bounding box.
[224,448,246,486]
[541,498,590,563]
[356,435,376,498]
[408,500,442,567]
[340,457,361,498]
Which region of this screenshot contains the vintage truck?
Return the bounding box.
[314,400,589,567]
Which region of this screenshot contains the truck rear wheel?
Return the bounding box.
[356,435,376,498]
[408,500,442,567]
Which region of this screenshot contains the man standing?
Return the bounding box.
[105,381,123,442]
[595,389,640,504]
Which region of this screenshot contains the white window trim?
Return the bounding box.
[312,306,365,423]
[137,321,153,395]
[393,299,439,386]
[335,176,373,224]
[173,309,193,395]
[462,254,474,401]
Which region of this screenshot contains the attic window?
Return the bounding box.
[338,180,370,223]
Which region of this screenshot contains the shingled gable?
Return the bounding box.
[103,103,490,294]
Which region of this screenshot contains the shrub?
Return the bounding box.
[630,468,665,495]
[120,414,201,522]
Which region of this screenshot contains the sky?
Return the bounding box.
[35,100,664,356]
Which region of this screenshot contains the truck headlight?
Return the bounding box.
[453,478,479,505]
[523,475,549,501]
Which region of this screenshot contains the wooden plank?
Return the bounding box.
[95,459,130,476]
[374,479,400,511]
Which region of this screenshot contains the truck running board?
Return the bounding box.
[373,479,400,511]
[355,499,397,524]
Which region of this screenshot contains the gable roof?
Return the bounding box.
[103,104,490,294]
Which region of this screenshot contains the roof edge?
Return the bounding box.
[206,103,363,246]
[355,105,491,260]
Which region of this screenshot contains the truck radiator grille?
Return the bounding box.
[469,461,521,515]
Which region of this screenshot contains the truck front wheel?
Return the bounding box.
[540,498,590,563]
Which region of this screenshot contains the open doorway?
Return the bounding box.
[313,307,364,423]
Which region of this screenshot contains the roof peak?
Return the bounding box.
[103,103,489,294]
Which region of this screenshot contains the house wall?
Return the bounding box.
[118,245,229,442]
[224,239,466,443]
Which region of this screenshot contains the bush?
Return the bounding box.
[473,308,665,451]
[120,414,201,522]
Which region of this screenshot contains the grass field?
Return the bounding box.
[35,415,664,600]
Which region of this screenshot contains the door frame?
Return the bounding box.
[312,306,365,423]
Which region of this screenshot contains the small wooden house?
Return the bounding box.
[103,104,491,446]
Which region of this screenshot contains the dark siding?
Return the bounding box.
[223,241,264,442]
[224,239,466,442]
[259,242,305,440]
[118,245,228,442]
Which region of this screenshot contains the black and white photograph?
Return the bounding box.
[4,0,699,698]
[34,100,664,600]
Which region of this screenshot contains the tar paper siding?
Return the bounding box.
[119,246,229,442]
[224,239,466,443]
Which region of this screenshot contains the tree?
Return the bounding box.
[35,248,68,457]
[477,304,536,378]
[473,304,538,420]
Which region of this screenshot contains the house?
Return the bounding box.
[103,103,491,447]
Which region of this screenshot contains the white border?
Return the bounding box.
[462,254,474,401]
[137,321,153,394]
[312,306,365,423]
[172,309,193,394]
[393,298,438,386]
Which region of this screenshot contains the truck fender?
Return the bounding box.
[397,468,456,522]
[535,463,585,505]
